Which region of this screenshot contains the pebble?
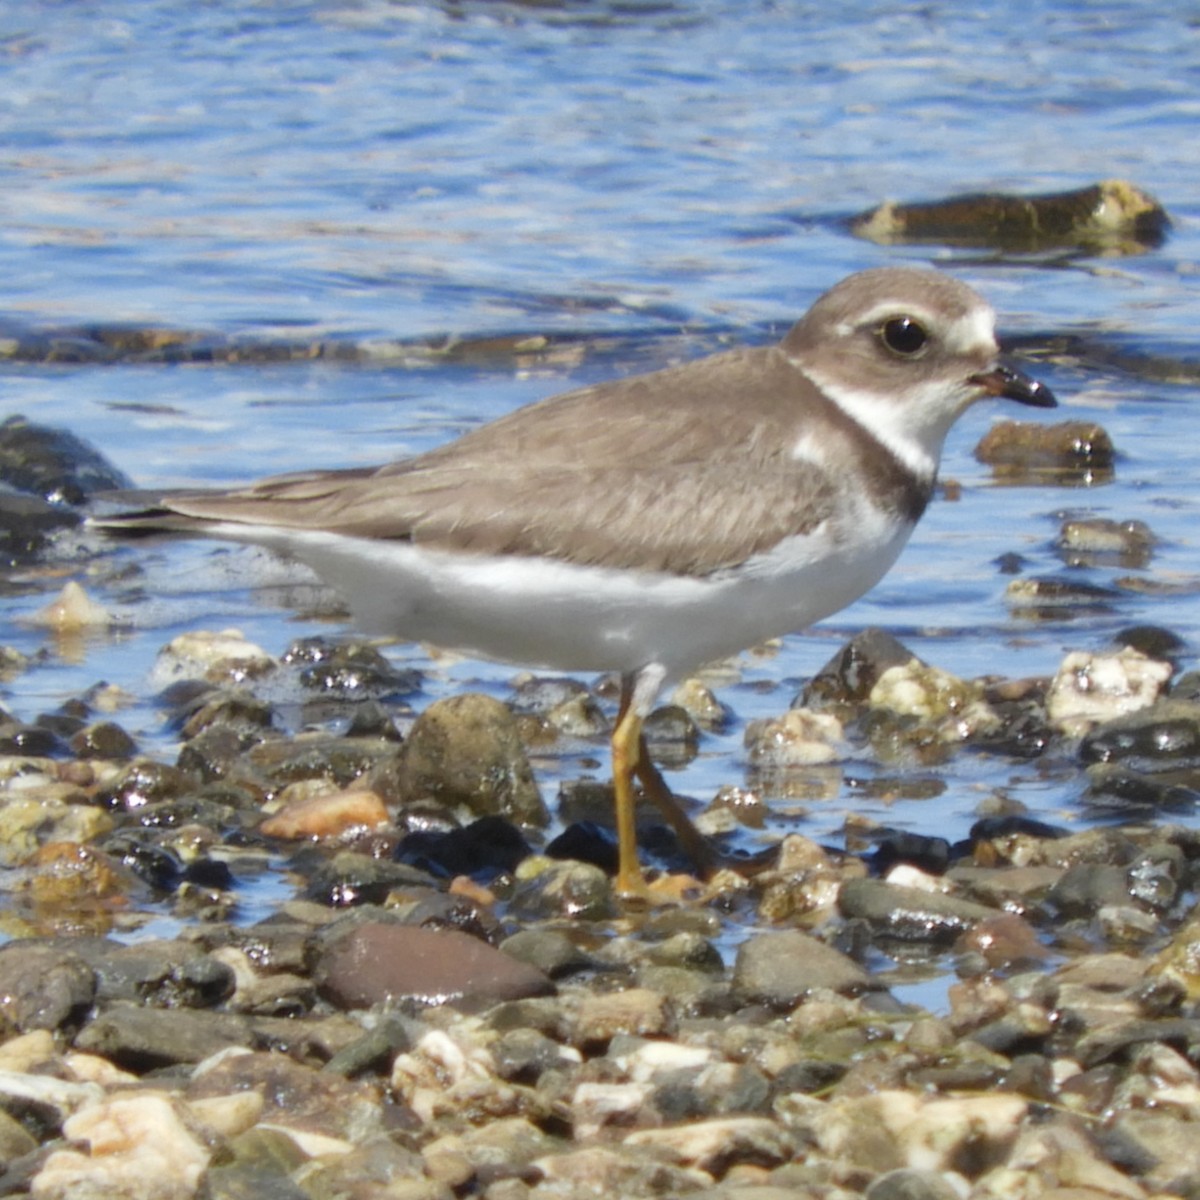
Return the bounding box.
[1046,647,1172,736]
[32,1092,210,1200]
[732,929,873,1008]
[396,693,547,827]
[314,923,555,1012]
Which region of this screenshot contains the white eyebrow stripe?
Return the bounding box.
[836,301,999,356]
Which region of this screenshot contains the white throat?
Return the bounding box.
[792,365,947,482]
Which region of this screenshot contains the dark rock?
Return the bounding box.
[0,942,95,1032]
[546,820,619,874]
[1103,1109,1200,1196]
[1005,575,1120,614]
[178,690,277,739]
[865,1168,964,1200]
[508,675,592,714]
[304,851,439,908]
[491,1027,575,1084]
[642,704,700,769]
[976,419,1115,484]
[0,414,132,505]
[838,877,996,943]
[0,722,65,757]
[313,923,554,1013]
[285,638,421,700]
[0,491,80,565]
[1080,700,1200,773]
[98,758,199,816]
[500,928,599,980]
[394,814,531,879]
[68,720,137,760]
[101,833,183,891]
[732,930,873,1009]
[798,627,918,715]
[320,1016,412,1077]
[74,1002,256,1069]
[86,939,235,1007]
[1083,762,1199,815]
[396,693,547,826]
[850,180,1169,253]
[868,831,952,875]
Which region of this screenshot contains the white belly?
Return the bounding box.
[206,495,915,681]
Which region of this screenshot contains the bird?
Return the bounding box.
[93,267,1056,895]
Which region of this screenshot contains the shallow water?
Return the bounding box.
[1,1,1200,971]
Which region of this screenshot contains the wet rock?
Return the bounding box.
[954,912,1049,970]
[396,814,531,879]
[25,841,138,927]
[1080,698,1200,774]
[1006,576,1121,616]
[1116,624,1187,664]
[507,857,615,921]
[285,636,421,700]
[850,179,1168,254]
[1058,516,1156,569]
[100,759,198,814]
[31,1091,209,1200]
[29,581,116,632]
[866,662,999,756]
[150,628,277,688]
[0,491,80,566]
[1084,758,1174,810]
[303,852,437,907]
[0,414,132,506]
[975,419,1115,484]
[313,923,554,1013]
[670,677,731,732]
[642,704,701,768]
[0,942,95,1032]
[732,930,873,1009]
[86,939,235,1008]
[1047,647,1172,737]
[258,785,389,841]
[73,1003,256,1071]
[177,689,276,739]
[798,627,918,717]
[743,709,842,767]
[498,928,597,981]
[396,694,547,827]
[1046,862,1134,918]
[68,720,136,761]
[839,877,996,944]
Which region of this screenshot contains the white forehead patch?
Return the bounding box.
[942,304,999,356]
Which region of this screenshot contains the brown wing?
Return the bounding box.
[102,344,852,575]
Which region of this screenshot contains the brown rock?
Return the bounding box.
[397,694,547,826]
[259,786,389,840]
[314,923,554,1013]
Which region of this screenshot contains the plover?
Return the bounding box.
[95,267,1056,893]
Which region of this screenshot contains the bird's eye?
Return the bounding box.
[880,316,928,357]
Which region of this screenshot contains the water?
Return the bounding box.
[1,1,1199,975]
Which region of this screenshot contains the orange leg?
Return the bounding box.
[611,669,716,895]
